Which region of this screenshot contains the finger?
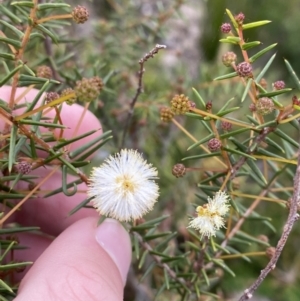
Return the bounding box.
[15,218,131,301]
[12,232,53,282]
[13,168,98,236]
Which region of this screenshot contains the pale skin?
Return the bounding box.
[0,86,131,301]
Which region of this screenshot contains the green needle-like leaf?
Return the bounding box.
[18,74,60,85]
[155,232,177,251]
[274,128,298,148]
[249,43,277,63]
[25,81,50,113]
[69,130,112,159]
[265,137,285,153]
[0,52,15,60]
[155,283,167,299]
[225,8,238,29]
[220,36,241,43]
[211,259,235,277]
[220,128,250,139]
[258,88,292,98]
[145,231,172,241]
[36,24,58,43]
[37,3,70,10]
[131,215,169,231]
[241,78,253,102]
[284,58,300,90]
[241,41,261,50]
[0,279,14,293]
[53,129,99,150]
[0,262,32,271]
[68,197,93,216]
[222,146,256,160]
[11,1,34,8]
[256,53,276,82]
[225,246,251,262]
[216,107,240,117]
[214,72,238,81]
[0,4,22,22]
[242,20,271,30]
[0,226,39,234]
[19,119,67,128]
[164,269,170,289]
[0,36,22,48]
[182,152,221,161]
[246,160,267,185]
[75,136,113,162]
[0,20,24,38]
[8,125,17,172]
[0,64,24,86]
[192,87,206,108]
[187,134,214,151]
[139,250,149,269]
[235,231,270,246]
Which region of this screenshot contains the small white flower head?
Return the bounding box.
[87,149,159,222]
[188,191,230,238]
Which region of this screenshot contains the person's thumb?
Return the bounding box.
[15,217,131,301]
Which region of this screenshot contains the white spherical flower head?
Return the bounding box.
[189,215,216,237]
[87,149,159,222]
[207,191,230,216]
[188,191,230,238]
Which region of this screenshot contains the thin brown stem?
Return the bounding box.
[238,137,300,300]
[120,44,166,148]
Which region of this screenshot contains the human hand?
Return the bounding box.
[0,86,131,301]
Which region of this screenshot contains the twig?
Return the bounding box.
[120,44,166,148]
[238,139,300,301]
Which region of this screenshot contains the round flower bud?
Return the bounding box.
[206,100,212,110]
[75,77,101,102]
[221,23,231,33]
[265,247,276,259]
[90,76,104,91]
[221,121,232,131]
[235,12,245,25]
[222,51,237,67]
[14,162,32,175]
[236,62,253,77]
[72,5,89,24]
[256,97,275,115]
[257,235,269,243]
[61,88,77,105]
[189,101,196,109]
[208,138,222,152]
[160,106,174,122]
[36,65,52,79]
[259,78,268,89]
[249,103,256,112]
[170,94,191,115]
[273,80,285,90]
[172,163,186,178]
[45,91,59,104]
